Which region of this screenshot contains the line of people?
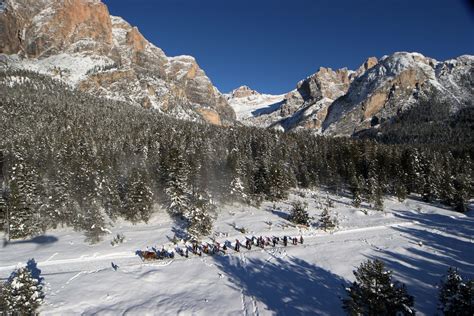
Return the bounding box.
[140,235,304,261]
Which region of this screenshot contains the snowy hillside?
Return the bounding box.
[1,189,472,315]
[226,86,286,122]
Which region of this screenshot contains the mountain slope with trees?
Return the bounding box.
[0,70,472,240]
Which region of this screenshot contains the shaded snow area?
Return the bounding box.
[1,189,473,315]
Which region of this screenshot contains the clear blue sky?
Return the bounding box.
[102,0,474,94]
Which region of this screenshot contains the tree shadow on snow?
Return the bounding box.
[213,255,348,315]
[365,210,474,314]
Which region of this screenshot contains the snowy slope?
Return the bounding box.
[227,94,286,121]
[1,189,472,315]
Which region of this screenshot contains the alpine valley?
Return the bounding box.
[0,1,473,315]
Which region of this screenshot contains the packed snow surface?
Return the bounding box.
[0,189,473,315]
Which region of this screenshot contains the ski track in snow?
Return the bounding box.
[0,221,415,274]
[1,191,472,316]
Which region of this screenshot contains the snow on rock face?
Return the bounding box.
[322,52,473,136]
[225,86,286,121]
[0,0,236,125]
[231,52,472,135]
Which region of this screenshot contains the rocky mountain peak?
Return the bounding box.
[1,0,113,58]
[0,0,236,125]
[230,85,261,98]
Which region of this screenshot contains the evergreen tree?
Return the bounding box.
[79,201,107,244]
[6,152,42,239]
[267,163,290,201]
[318,205,337,231]
[0,193,6,231]
[342,259,415,315]
[394,180,407,202]
[350,175,363,207]
[165,150,191,218]
[229,175,247,203]
[452,172,470,213]
[42,168,74,228]
[438,267,474,315]
[289,201,310,226]
[125,169,153,223]
[1,265,44,314]
[186,194,215,238]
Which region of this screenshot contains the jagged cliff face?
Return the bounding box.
[0,0,235,124]
[228,52,472,136]
[323,52,474,135]
[227,58,378,132]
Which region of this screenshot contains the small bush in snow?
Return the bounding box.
[438,267,474,316]
[342,259,415,315]
[110,233,125,246]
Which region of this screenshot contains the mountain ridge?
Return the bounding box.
[227,52,473,137]
[0,0,236,125]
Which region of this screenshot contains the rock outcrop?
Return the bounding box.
[229,52,472,136]
[0,0,235,125]
[322,52,474,136]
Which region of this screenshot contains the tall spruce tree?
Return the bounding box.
[125,169,153,223]
[6,151,42,239]
[342,259,415,315]
[186,193,215,238]
[438,267,474,315]
[165,149,191,218]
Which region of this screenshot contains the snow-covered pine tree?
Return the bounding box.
[452,157,471,212]
[342,259,415,315]
[267,162,290,201]
[0,193,6,231]
[229,175,247,203]
[42,167,74,228]
[165,150,191,218]
[318,204,337,231]
[438,267,474,315]
[186,194,215,238]
[125,169,153,223]
[6,151,42,239]
[79,201,108,244]
[350,174,362,207]
[394,180,407,202]
[289,201,310,226]
[1,265,44,314]
[367,168,384,211]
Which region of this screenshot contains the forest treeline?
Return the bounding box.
[0,70,472,241]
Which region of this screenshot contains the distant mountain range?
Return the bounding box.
[1,0,473,140]
[226,53,473,139]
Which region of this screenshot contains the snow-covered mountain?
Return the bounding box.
[0,0,235,125]
[323,52,474,136]
[225,85,286,125]
[231,53,473,136]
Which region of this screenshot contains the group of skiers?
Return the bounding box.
[140,235,304,261]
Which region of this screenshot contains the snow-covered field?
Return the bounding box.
[1,189,473,315]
